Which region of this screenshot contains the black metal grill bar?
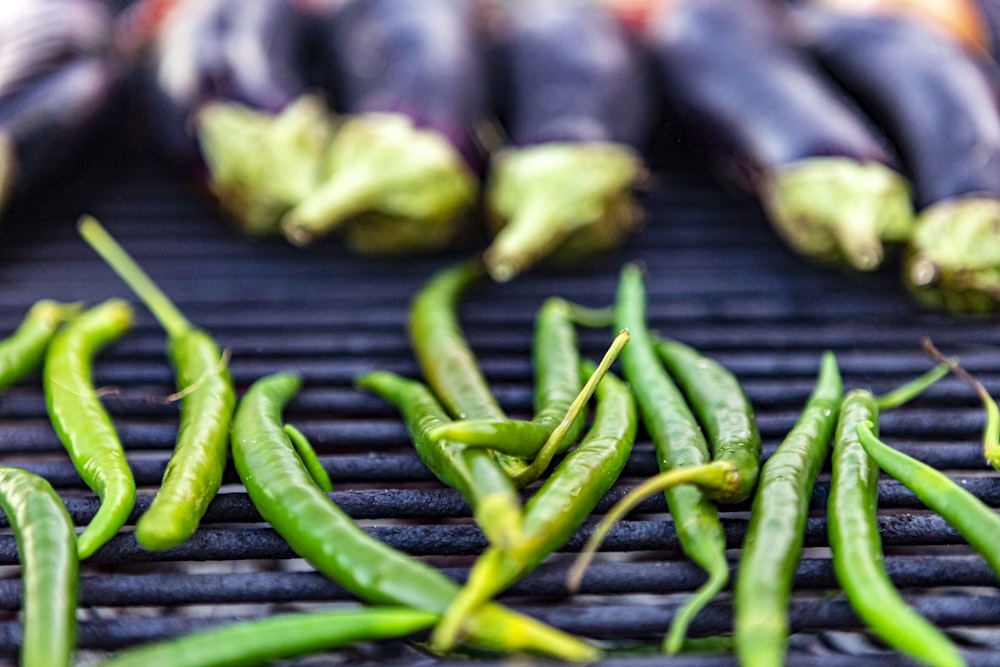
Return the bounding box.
[1,556,995,612]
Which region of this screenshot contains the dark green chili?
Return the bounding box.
[0,300,82,391]
[95,606,437,667]
[356,370,525,549]
[429,296,587,455]
[614,261,728,654]
[857,423,1000,579]
[0,466,78,667]
[656,337,761,503]
[734,351,842,667]
[407,259,541,482]
[230,371,599,661]
[430,360,638,652]
[78,216,236,552]
[830,389,963,667]
[44,298,136,560]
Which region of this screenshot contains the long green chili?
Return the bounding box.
[230,371,599,662]
[614,261,728,654]
[734,351,842,667]
[0,466,78,667]
[78,216,236,552]
[0,300,82,391]
[831,389,964,667]
[95,607,438,667]
[44,298,136,560]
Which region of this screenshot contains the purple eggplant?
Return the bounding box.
[0,0,123,220]
[279,0,487,255]
[132,0,333,237]
[792,3,1000,311]
[479,0,654,282]
[643,0,914,271]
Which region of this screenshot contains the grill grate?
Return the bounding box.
[0,137,999,666]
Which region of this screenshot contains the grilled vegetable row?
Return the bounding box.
[3,0,1000,312]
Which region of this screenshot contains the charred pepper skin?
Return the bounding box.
[230,371,600,662]
[43,298,136,560]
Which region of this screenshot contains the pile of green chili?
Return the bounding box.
[2,244,1000,666]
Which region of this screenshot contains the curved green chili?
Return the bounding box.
[282,424,333,493]
[78,216,236,552]
[430,360,638,652]
[230,371,599,662]
[857,422,1000,580]
[44,298,136,560]
[734,351,842,667]
[407,260,545,479]
[830,389,964,667]
[0,300,82,391]
[356,370,524,550]
[614,262,728,654]
[0,466,78,667]
[95,606,438,667]
[429,296,587,455]
[656,337,762,503]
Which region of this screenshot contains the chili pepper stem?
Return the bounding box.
[663,565,729,655]
[876,361,952,410]
[923,337,1000,469]
[565,460,739,592]
[78,216,192,338]
[511,328,630,486]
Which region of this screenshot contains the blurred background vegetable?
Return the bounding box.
[124,0,334,237]
[792,0,1000,312]
[280,0,488,255]
[0,0,123,228]
[638,0,914,272]
[479,0,654,282]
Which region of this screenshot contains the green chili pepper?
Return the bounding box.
[428,296,586,455]
[0,466,78,667]
[0,300,82,391]
[78,217,236,552]
[857,423,1000,580]
[614,262,729,654]
[282,424,333,493]
[230,371,599,662]
[95,606,438,667]
[656,337,761,503]
[830,389,964,667]
[734,351,842,667]
[430,358,638,652]
[44,298,136,560]
[356,370,525,550]
[406,259,531,530]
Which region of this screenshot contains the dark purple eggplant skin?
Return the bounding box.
[0,56,122,192]
[140,0,310,161]
[313,0,490,171]
[972,0,1000,63]
[491,0,655,152]
[793,6,1000,209]
[644,0,894,190]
